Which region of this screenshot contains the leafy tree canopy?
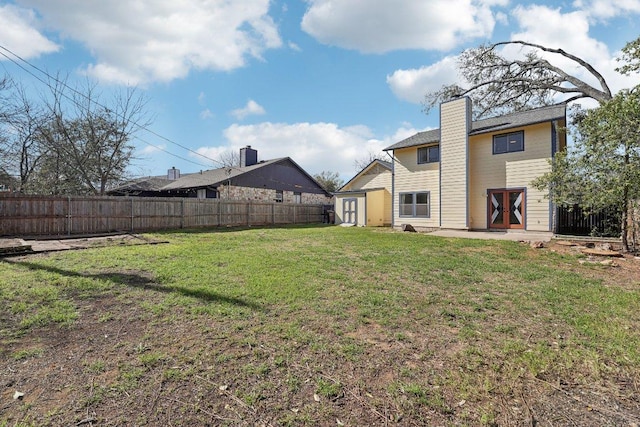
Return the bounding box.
[313,170,344,193]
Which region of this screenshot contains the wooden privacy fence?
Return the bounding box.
[0,195,326,237]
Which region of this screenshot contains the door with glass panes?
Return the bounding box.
[487,189,525,229]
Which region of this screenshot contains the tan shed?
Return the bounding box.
[334,160,392,227]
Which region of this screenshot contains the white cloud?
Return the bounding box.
[199,109,214,120]
[195,121,424,179]
[387,56,459,104]
[510,4,637,94]
[387,4,639,106]
[301,0,508,53]
[16,0,282,85]
[139,143,167,155]
[288,41,302,52]
[573,0,640,19]
[231,100,267,120]
[0,4,59,59]
[194,145,229,162]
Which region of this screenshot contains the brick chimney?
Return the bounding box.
[240,146,258,167]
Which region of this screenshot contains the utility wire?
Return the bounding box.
[0,43,221,169]
[0,44,328,193]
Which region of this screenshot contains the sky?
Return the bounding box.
[0,0,639,182]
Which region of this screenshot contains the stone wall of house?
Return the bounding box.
[218,185,274,201]
[296,192,332,205]
[217,185,331,204]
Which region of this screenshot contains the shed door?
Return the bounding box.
[488,189,525,229]
[343,198,357,225]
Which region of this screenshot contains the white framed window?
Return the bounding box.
[275,190,283,203]
[197,188,207,199]
[399,192,430,217]
[294,192,301,203]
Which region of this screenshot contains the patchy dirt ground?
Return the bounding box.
[1,236,639,426]
[0,234,168,256]
[545,238,640,291]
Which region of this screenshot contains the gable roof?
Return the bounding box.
[384,103,566,151]
[337,159,392,192]
[108,176,176,195]
[160,157,331,196]
[161,158,286,190]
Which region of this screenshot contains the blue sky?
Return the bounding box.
[1,0,638,182]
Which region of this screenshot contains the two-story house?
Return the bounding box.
[383,97,566,232]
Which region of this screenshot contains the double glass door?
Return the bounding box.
[488,189,525,229]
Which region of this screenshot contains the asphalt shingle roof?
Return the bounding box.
[109,176,175,193]
[384,103,566,151]
[160,158,286,190]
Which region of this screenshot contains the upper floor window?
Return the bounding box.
[417,145,440,164]
[493,131,524,154]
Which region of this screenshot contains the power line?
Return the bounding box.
[0,43,221,169]
[0,44,327,192]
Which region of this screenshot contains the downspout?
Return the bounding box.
[550,120,558,234]
[386,151,395,228]
[364,192,367,227]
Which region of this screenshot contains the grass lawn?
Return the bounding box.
[1,225,639,426]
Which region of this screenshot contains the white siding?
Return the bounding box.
[440,97,470,229]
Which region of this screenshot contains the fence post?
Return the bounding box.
[247,201,251,226]
[181,198,185,229]
[67,196,72,236]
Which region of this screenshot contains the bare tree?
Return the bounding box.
[217,149,240,168]
[39,77,151,195]
[4,86,50,192]
[424,39,617,118]
[353,150,387,172]
[0,78,51,192]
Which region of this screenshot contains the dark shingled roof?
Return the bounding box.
[160,158,286,190]
[384,104,566,151]
[108,176,175,194]
[384,129,440,151]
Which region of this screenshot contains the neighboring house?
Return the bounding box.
[0,169,18,193]
[107,168,182,197]
[159,146,332,204]
[334,159,392,226]
[383,97,566,232]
